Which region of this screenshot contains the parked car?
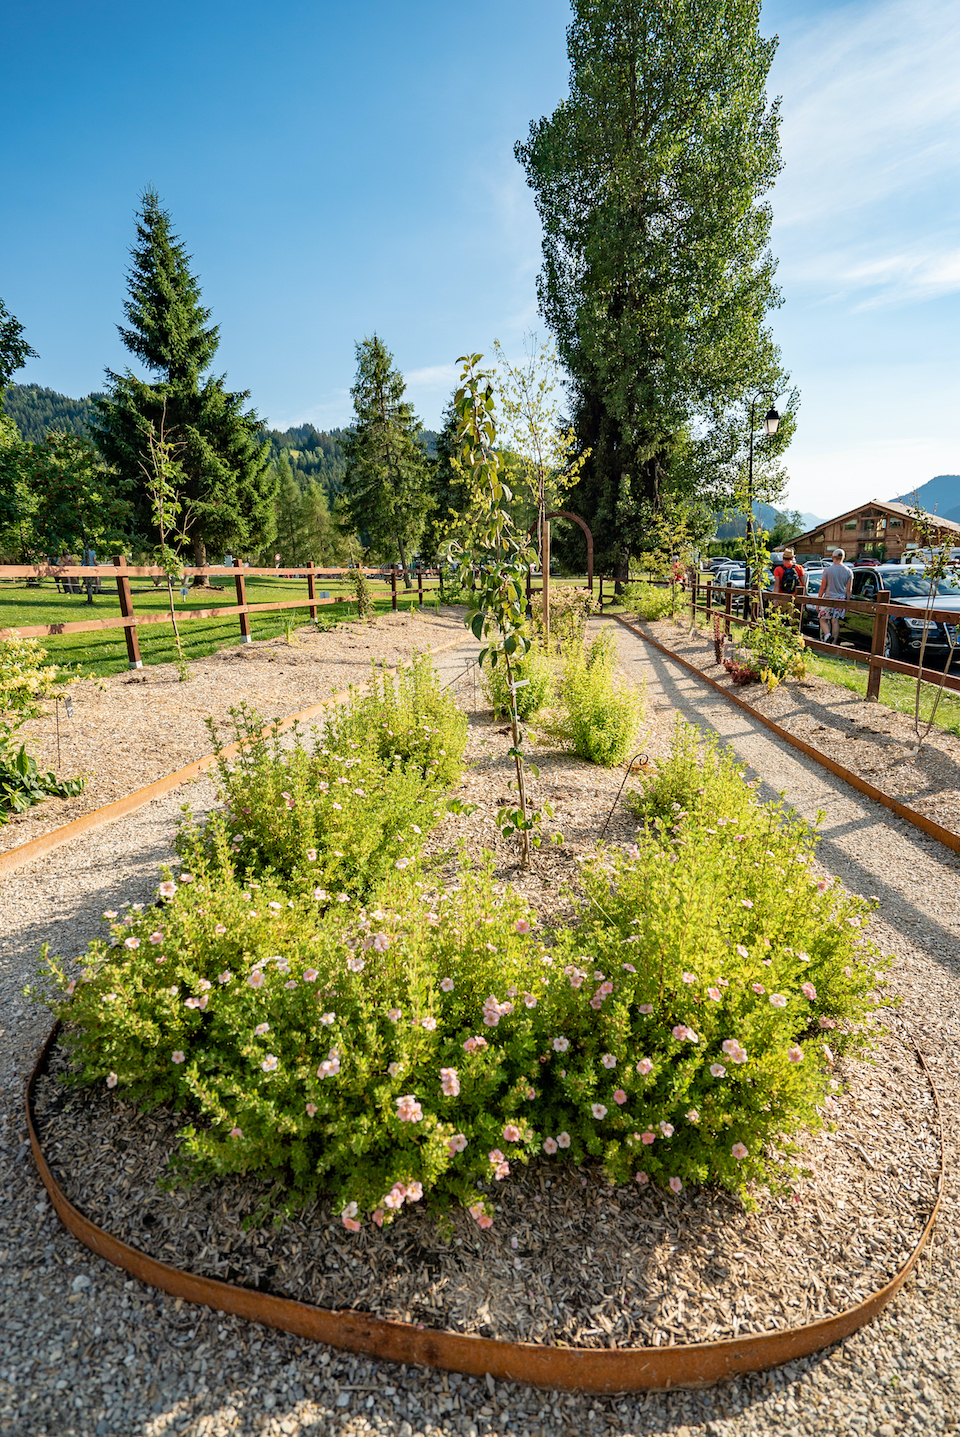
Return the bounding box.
[801,565,960,663]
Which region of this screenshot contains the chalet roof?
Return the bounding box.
[792,498,960,545]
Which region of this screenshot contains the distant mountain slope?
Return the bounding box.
[714,502,820,541]
[2,382,105,441]
[892,475,960,527]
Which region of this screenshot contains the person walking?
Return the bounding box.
[773,547,805,596]
[817,547,853,644]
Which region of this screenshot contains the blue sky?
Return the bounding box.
[2,0,957,521]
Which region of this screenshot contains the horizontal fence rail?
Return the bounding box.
[0,560,446,667]
[594,572,960,706]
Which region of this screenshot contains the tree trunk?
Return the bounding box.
[191,535,209,587]
[396,534,413,589]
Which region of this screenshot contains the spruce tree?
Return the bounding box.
[340,336,431,587]
[92,191,276,577]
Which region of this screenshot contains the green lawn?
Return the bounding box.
[0,577,441,679]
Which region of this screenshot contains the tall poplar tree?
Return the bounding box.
[340,336,430,587]
[92,191,276,577]
[516,0,796,579]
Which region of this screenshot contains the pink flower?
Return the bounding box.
[681,972,695,984]
[710,1062,727,1078]
[641,1130,655,1145]
[751,983,765,995]
[707,987,721,1001]
[254,1022,270,1036]
[601,1053,617,1069]
[406,1181,423,1202]
[218,971,232,984]
[313,887,329,902]
[387,1008,402,1023]
[395,858,410,870]
[440,1068,460,1097]
[736,944,750,958]
[372,1209,385,1227]
[769,993,787,1008]
[261,1054,279,1072]
[396,1094,423,1123]
[787,1046,804,1064]
[149,931,164,945]
[172,1051,185,1064]
[686,1109,700,1124]
[636,1058,653,1076]
[248,970,265,989]
[301,968,318,983]
[320,1011,336,1025]
[306,1103,318,1116]
[371,932,390,953]
[440,977,454,992]
[515,919,532,934]
[229,1126,242,1139]
[421,1015,437,1031]
[669,1176,683,1194]
[103,909,119,919]
[659,1121,674,1138]
[448,1132,468,1154]
[732,1142,748,1160]
[819,1016,836,1029]
[347,956,365,973]
[318,1052,341,1078]
[543,1137,558,1155]
[634,1171,649,1185]
[816,878,830,893]
[552,1036,570,1053]
[638,1003,653,1015]
[592,1103,608,1120]
[463,1035,488,1053]
[306,849,317,862]
[503,1124,522,1143]
[613,1089,628,1105]
[823,1043,835,1063]
[388,1062,403,1077]
[157,883,177,900]
[106,1072,118,1089]
[488,1148,506,1164]
[523,992,537,1008]
[557,1131,571,1148]
[622,962,637,974]
[801,982,817,1000]
[341,1202,360,1232]
[124,936,140,950]
[493,1162,510,1180]
[740,899,753,909]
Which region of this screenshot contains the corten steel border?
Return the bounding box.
[26,1023,943,1394]
[615,614,960,859]
[0,632,468,880]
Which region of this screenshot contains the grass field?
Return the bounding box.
[0,577,442,679]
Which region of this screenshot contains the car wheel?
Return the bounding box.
[883,625,903,661]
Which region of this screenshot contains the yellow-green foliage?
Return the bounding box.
[623,581,673,621]
[557,628,643,766]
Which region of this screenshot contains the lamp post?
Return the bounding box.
[743,399,781,607]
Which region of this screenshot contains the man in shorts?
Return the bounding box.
[817,547,854,644]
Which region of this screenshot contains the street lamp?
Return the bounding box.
[743,400,782,602]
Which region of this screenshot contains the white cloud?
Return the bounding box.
[405,363,460,391]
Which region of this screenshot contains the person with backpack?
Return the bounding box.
[773,547,805,597]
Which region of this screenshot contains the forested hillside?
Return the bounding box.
[2,383,105,441]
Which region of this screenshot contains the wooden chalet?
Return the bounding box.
[792,500,960,564]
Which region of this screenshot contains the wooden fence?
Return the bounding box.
[0,559,443,668]
[602,571,960,706]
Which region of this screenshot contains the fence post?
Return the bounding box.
[234,558,251,644]
[866,587,890,702]
[690,569,697,624]
[598,574,604,609]
[705,577,713,621]
[417,564,423,608]
[307,562,317,622]
[391,565,398,612]
[112,556,142,669]
[724,583,733,638]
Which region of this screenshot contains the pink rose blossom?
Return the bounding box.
[816,878,830,893]
[751,983,765,995]
[371,1208,385,1227]
[306,1103,318,1116]
[740,899,753,909]
[552,1036,570,1053]
[254,1022,270,1037]
[395,858,410,870]
[396,1094,423,1123]
[218,971,232,984]
[317,1052,341,1078]
[248,970,265,989]
[592,1103,608,1120]
[179,873,194,884]
[406,1181,423,1202]
[601,1053,617,1069]
[801,982,817,1000]
[638,1003,653,1015]
[681,972,695,984]
[818,1016,836,1029]
[515,919,532,934]
[710,1063,726,1078]
[229,1126,242,1139]
[769,993,787,1008]
[543,1137,558,1155]
[636,1058,653,1076]
[463,1035,488,1053]
[641,1130,655,1145]
[157,883,177,900]
[686,1109,700,1124]
[732,1142,748,1160]
[669,1176,683,1194]
[613,1089,628,1105]
[557,1132,571,1148]
[347,956,365,973]
[306,849,317,862]
[319,1011,336,1026]
[124,936,140,950]
[787,1046,804,1063]
[503,1124,522,1142]
[387,1008,402,1023]
[440,977,455,992]
[523,992,537,1008]
[172,1051,185,1064]
[635,1171,649,1185]
[736,944,749,958]
[707,987,721,1001]
[622,962,637,974]
[149,931,164,945]
[261,1055,279,1072]
[440,1068,460,1097]
[448,1132,468,1154]
[106,1072,118,1088]
[659,1121,674,1138]
[488,1148,506,1165]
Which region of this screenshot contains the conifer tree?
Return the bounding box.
[340,336,430,587]
[92,191,276,578]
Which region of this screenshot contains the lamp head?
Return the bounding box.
[764,406,780,436]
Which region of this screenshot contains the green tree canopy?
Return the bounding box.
[91,190,276,575]
[516,0,797,579]
[0,298,37,395]
[340,336,431,585]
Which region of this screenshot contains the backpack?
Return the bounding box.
[779,563,801,594]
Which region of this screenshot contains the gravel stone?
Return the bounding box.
[1,617,958,1434]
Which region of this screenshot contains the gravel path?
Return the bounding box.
[1,621,958,1437]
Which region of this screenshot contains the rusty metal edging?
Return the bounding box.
[26,1018,943,1394]
[0,633,468,879]
[615,615,960,859]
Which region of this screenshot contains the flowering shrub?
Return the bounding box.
[623,581,673,622]
[740,607,807,682]
[552,628,643,766]
[530,587,596,651]
[0,632,83,819]
[480,638,553,721]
